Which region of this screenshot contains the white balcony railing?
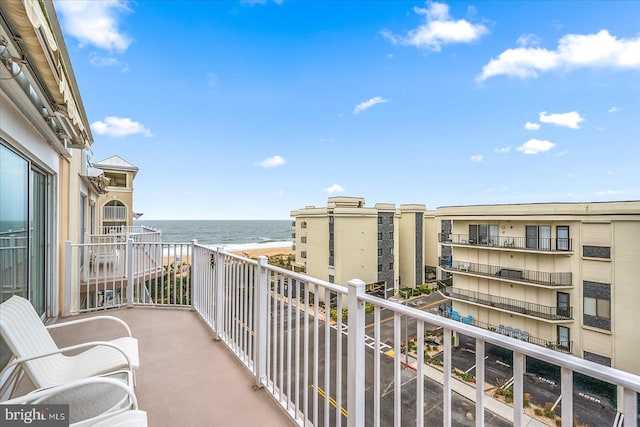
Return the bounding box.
[102,205,128,221]
[64,241,640,426]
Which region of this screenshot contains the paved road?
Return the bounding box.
[270,292,510,426]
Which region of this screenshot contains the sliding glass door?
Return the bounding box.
[0,144,48,314]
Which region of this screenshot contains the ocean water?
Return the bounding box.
[135,220,292,250]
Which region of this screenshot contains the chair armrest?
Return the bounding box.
[5,341,134,373]
[47,316,133,338]
[1,376,138,409]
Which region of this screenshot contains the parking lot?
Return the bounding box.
[363,292,627,427]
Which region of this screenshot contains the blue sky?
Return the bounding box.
[53,1,640,220]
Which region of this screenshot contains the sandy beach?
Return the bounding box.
[229,246,293,258]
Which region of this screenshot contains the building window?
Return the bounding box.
[378,216,382,224]
[557,326,570,350]
[329,250,334,257]
[526,225,551,250]
[583,351,611,367]
[389,262,393,270]
[329,233,334,241]
[468,224,499,245]
[583,281,611,330]
[301,236,307,243]
[301,251,307,259]
[389,247,393,255]
[389,216,393,224]
[583,245,611,259]
[556,226,570,251]
[378,264,382,272]
[389,231,393,239]
[584,297,610,318]
[557,292,570,318]
[378,232,382,240]
[301,221,307,228]
[378,248,382,256]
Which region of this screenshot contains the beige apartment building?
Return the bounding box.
[291,197,433,297]
[93,155,139,230]
[436,201,640,378]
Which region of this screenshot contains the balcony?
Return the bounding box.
[441,286,573,321]
[439,233,573,253]
[103,205,128,221]
[9,244,639,427]
[439,258,572,288]
[441,309,572,353]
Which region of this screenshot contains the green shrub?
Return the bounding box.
[534,408,543,416]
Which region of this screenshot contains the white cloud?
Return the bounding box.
[539,111,585,129]
[55,1,132,53]
[516,139,555,154]
[324,184,345,194]
[494,146,511,153]
[91,116,152,137]
[382,1,488,52]
[517,34,542,48]
[353,96,389,114]
[258,155,286,168]
[88,53,129,72]
[595,190,623,196]
[479,30,640,81]
[524,122,541,130]
[608,106,620,113]
[470,155,483,162]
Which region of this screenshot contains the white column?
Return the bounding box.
[215,247,225,340]
[191,240,198,309]
[475,338,485,427]
[64,241,72,316]
[561,367,573,427]
[254,256,269,388]
[513,351,524,427]
[126,238,134,306]
[347,279,366,427]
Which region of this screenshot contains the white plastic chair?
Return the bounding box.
[1,377,147,426]
[0,296,139,390]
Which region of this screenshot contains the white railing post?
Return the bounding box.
[191,240,198,309]
[623,388,638,427]
[561,367,573,427]
[254,256,269,388]
[64,241,72,316]
[215,247,225,340]
[126,238,134,306]
[513,351,524,427]
[475,338,485,427]
[81,232,89,282]
[444,328,452,427]
[347,278,366,427]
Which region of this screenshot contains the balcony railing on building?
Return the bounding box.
[102,205,128,221]
[1,230,29,303]
[61,240,640,427]
[441,308,573,354]
[439,233,572,252]
[441,286,573,321]
[439,257,572,287]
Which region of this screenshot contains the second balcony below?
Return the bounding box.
[439,258,573,288]
[442,286,573,322]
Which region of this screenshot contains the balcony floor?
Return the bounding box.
[43,306,297,427]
